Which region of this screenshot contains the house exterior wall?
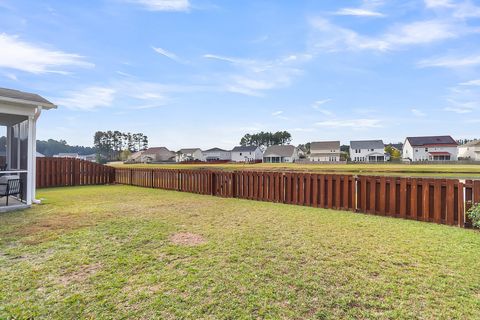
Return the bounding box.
[308,146,340,162]
[231,148,263,162]
[459,146,480,161]
[263,148,299,163]
[202,150,231,161]
[176,149,203,162]
[403,140,458,161]
[350,148,386,162]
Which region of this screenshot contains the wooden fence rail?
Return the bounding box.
[114,168,480,228]
[36,157,115,188]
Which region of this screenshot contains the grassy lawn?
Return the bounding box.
[1,185,480,319]
[110,161,480,179]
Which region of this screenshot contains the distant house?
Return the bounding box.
[231,146,263,162]
[128,150,145,163]
[176,148,203,162]
[308,141,341,162]
[53,153,80,159]
[263,145,299,163]
[403,136,458,162]
[79,153,97,162]
[36,152,45,158]
[350,140,387,162]
[202,147,231,162]
[459,140,480,161]
[141,147,175,163]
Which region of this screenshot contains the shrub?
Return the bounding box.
[468,203,480,229]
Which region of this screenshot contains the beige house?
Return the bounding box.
[458,140,480,161]
[176,148,203,162]
[308,141,341,162]
[263,145,300,163]
[140,147,175,163]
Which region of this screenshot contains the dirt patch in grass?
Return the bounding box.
[58,263,102,286]
[169,232,206,246]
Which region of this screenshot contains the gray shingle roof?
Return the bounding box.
[310,141,340,151]
[460,139,480,148]
[350,140,385,150]
[0,87,56,108]
[231,146,259,152]
[406,136,457,146]
[263,145,295,157]
[204,147,228,152]
[179,148,201,154]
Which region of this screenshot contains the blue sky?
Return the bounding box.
[0,0,479,149]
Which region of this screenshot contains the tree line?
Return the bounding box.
[240,131,292,147]
[94,131,148,161]
[0,136,96,157]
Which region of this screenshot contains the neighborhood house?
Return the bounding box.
[263,145,299,163]
[202,147,231,162]
[231,146,263,162]
[176,148,203,162]
[403,136,458,162]
[308,141,341,162]
[140,147,175,163]
[458,140,480,161]
[350,140,387,162]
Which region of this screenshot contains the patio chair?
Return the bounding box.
[0,176,21,206]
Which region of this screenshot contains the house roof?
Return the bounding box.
[204,147,229,152]
[143,147,173,155]
[350,140,384,150]
[310,141,340,150]
[263,145,295,157]
[460,139,480,148]
[0,87,56,109]
[232,146,259,152]
[386,143,403,151]
[179,148,201,154]
[406,136,457,147]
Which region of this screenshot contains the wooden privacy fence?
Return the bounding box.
[36,157,115,188]
[114,168,480,228]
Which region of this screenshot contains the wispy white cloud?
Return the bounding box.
[312,99,334,116]
[460,79,480,86]
[272,110,283,116]
[0,33,93,74]
[443,85,480,113]
[411,108,426,117]
[152,46,183,63]
[315,118,383,128]
[418,54,480,68]
[310,18,472,52]
[203,53,311,96]
[334,8,385,17]
[56,87,116,111]
[126,0,190,11]
[425,0,480,19]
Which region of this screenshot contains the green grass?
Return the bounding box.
[110,161,480,179]
[1,185,480,319]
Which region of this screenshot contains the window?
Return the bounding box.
[425,148,428,152]
[240,153,242,156]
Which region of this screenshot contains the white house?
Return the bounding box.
[403,136,458,162]
[231,146,263,162]
[202,147,231,162]
[176,148,203,162]
[263,145,299,163]
[350,140,387,162]
[53,153,80,158]
[459,140,480,161]
[308,141,341,162]
[0,87,56,210]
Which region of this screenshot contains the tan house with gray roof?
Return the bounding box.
[263,145,300,163]
[308,141,341,162]
[176,148,203,162]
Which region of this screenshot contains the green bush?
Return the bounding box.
[468,203,480,228]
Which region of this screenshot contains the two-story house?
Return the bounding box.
[350,140,387,162]
[308,141,341,162]
[176,148,203,162]
[402,136,458,162]
[458,140,480,161]
[231,146,263,162]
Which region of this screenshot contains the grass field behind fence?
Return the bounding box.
[110,161,480,179]
[1,185,480,319]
